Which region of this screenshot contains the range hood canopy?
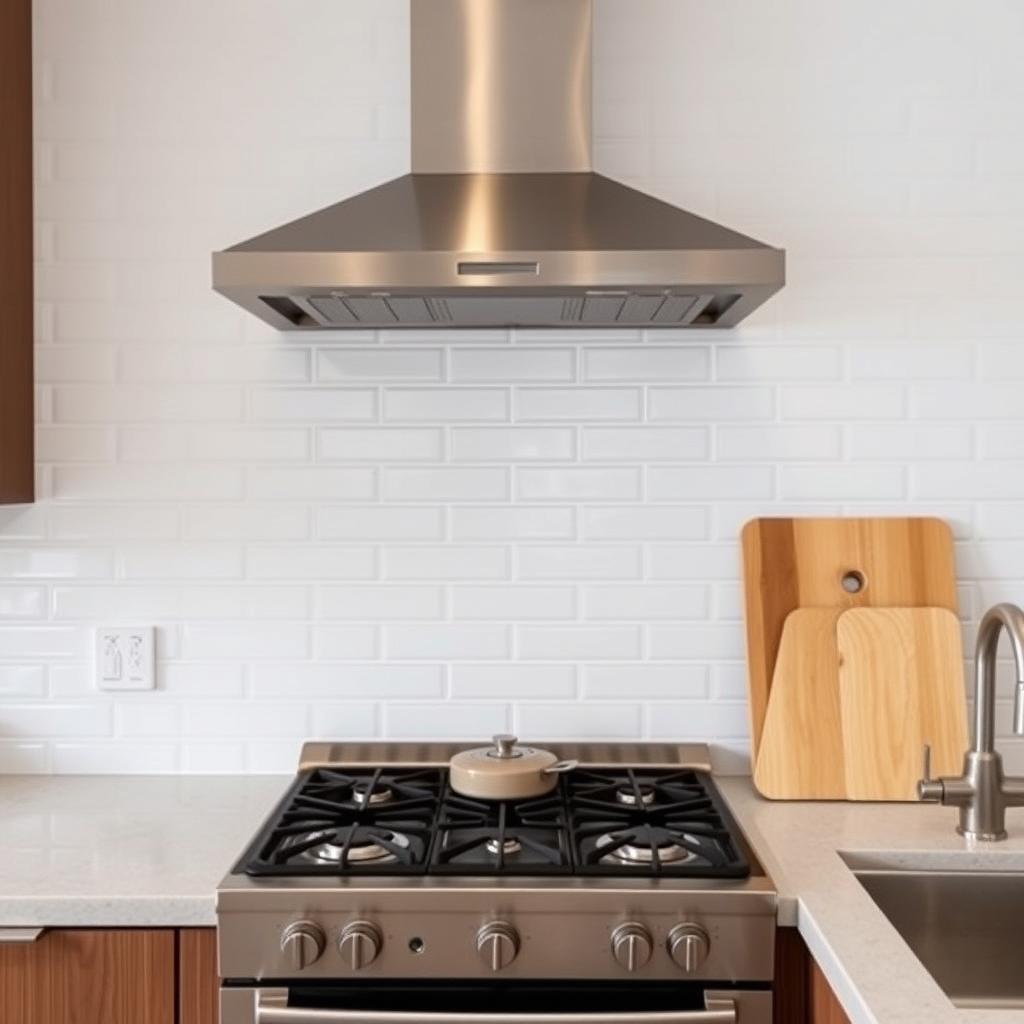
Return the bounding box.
[213,0,784,331]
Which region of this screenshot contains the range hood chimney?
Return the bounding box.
[212,0,784,331]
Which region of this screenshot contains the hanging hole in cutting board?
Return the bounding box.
[841,570,866,594]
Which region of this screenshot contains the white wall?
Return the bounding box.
[6,0,1024,773]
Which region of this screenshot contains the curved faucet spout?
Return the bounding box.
[975,603,1024,752]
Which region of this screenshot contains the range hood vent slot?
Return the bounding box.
[289,291,734,329]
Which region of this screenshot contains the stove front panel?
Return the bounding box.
[218,887,775,982]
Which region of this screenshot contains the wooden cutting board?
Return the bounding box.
[753,609,846,800]
[742,517,957,759]
[837,607,968,801]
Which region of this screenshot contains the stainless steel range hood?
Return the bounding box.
[213,0,784,331]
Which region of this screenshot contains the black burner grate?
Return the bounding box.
[431,785,571,874]
[567,769,749,878]
[240,767,442,876]
[237,765,748,879]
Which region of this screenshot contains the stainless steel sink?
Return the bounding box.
[855,869,1024,1010]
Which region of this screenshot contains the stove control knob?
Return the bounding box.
[281,921,326,971]
[476,921,520,971]
[667,923,711,974]
[611,923,653,972]
[339,921,382,970]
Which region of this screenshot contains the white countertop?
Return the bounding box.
[718,777,1024,1024]
[4,772,1024,1023]
[0,775,289,926]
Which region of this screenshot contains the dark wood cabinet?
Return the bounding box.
[178,929,219,1024]
[0,0,35,504]
[774,928,850,1024]
[0,929,175,1024]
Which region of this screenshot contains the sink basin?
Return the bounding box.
[855,869,1024,1009]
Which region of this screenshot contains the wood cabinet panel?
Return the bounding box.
[178,929,219,1024]
[810,960,851,1024]
[0,0,35,503]
[774,928,851,1024]
[0,929,175,1024]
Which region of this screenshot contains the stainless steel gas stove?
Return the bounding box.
[218,742,776,1024]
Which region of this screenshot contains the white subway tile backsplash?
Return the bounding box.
[247,467,377,501]
[516,387,642,422]
[582,585,708,621]
[518,626,642,661]
[319,428,444,462]
[580,506,706,541]
[716,346,841,381]
[517,467,642,502]
[648,387,774,422]
[649,466,775,501]
[452,586,575,621]
[318,348,443,382]
[450,349,575,383]
[183,624,309,660]
[517,703,643,739]
[384,546,509,580]
[20,0,1024,772]
[0,587,47,619]
[450,664,577,700]
[0,547,114,579]
[451,507,576,541]
[581,427,708,462]
[583,347,709,382]
[384,388,509,422]
[451,428,575,462]
[582,664,708,700]
[0,665,48,697]
[717,426,841,462]
[383,467,508,502]
[518,546,642,580]
[250,388,376,422]
[248,546,375,581]
[251,664,443,699]
[385,702,510,739]
[386,624,511,660]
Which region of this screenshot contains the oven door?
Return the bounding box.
[221,984,772,1024]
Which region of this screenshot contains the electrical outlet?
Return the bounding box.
[95,627,156,691]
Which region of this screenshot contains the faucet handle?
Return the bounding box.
[918,744,943,802]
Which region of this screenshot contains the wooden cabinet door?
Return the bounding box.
[0,0,34,504]
[0,929,175,1024]
[178,929,218,1024]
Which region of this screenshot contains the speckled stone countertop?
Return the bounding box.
[0,775,289,926]
[718,777,1024,1024]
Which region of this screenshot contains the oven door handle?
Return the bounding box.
[253,990,738,1024]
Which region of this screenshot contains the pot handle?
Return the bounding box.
[541,759,579,775]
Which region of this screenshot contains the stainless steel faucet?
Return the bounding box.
[919,603,1024,840]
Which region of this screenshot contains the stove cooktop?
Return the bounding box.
[237,765,749,880]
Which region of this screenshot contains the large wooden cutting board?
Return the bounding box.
[837,607,968,801]
[753,609,846,799]
[741,517,957,759]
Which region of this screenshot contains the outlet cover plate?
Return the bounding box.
[95,626,156,691]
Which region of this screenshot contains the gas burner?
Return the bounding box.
[595,831,697,866]
[568,769,749,878]
[615,785,655,807]
[241,767,441,876]
[485,837,523,857]
[286,828,412,866]
[353,784,394,806]
[432,789,570,875]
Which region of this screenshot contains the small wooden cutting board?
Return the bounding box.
[753,608,847,800]
[837,607,968,801]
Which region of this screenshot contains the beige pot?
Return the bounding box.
[449,735,578,800]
